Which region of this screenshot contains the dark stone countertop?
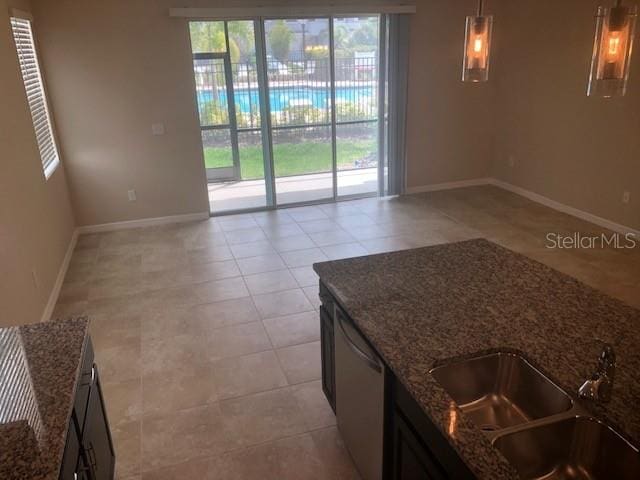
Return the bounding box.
[313,238,640,479]
[0,317,89,480]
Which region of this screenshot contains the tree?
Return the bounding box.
[189,21,245,63]
[228,21,254,62]
[350,21,378,50]
[268,20,293,63]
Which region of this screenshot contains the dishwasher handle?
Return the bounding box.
[336,310,382,373]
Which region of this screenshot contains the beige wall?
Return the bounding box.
[30,0,413,227]
[0,0,76,327]
[30,0,211,226]
[405,0,495,188]
[491,0,640,230]
[31,0,488,227]
[27,0,638,231]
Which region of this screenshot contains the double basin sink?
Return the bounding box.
[430,352,640,479]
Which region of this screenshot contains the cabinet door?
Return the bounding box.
[76,453,91,480]
[392,411,447,480]
[75,339,95,431]
[82,366,115,480]
[60,416,81,480]
[320,305,336,412]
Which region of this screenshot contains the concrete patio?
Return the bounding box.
[209,167,379,212]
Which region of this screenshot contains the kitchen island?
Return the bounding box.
[314,238,640,479]
[0,318,114,480]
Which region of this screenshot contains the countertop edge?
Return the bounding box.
[51,316,91,479]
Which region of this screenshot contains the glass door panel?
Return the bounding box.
[264,18,334,206]
[336,122,379,196]
[333,16,380,197]
[190,20,269,213]
[272,126,333,205]
[227,20,268,210]
[193,56,235,182]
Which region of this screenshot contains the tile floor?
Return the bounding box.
[52,186,640,479]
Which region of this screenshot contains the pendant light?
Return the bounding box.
[587,0,637,97]
[462,0,494,82]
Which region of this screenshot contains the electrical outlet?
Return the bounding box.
[622,191,630,204]
[151,123,165,135]
[128,189,137,202]
[508,155,516,168]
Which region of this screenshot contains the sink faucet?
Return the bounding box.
[579,344,616,403]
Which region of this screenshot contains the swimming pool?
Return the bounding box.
[198,86,375,114]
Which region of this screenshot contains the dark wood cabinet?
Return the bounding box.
[76,455,91,480]
[392,410,447,480]
[320,305,336,413]
[82,366,115,480]
[60,339,115,480]
[391,380,475,480]
[60,417,82,480]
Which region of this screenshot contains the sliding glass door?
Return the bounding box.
[333,16,381,198]
[190,20,269,211]
[189,16,391,214]
[264,18,334,206]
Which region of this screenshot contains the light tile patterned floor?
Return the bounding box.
[52,186,640,479]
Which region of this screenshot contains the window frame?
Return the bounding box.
[10,9,61,181]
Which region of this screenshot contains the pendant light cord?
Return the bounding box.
[477,0,484,17]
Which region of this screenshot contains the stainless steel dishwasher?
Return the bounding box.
[334,305,385,480]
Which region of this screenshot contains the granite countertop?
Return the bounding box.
[0,318,89,480]
[314,238,640,479]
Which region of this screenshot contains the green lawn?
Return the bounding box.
[204,140,376,180]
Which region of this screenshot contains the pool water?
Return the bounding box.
[198,86,375,114]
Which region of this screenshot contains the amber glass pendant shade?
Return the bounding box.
[588,2,637,97]
[462,0,493,83]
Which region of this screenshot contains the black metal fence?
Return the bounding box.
[194,55,379,132]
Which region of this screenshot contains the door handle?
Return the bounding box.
[336,311,382,373]
[80,366,96,387]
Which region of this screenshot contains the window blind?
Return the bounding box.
[10,16,59,179]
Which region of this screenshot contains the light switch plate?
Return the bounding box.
[151,123,165,135]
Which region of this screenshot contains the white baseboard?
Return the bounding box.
[405,177,639,236]
[405,178,492,194]
[77,212,210,234]
[488,179,639,236]
[41,229,78,323]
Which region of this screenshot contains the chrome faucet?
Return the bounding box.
[579,344,616,403]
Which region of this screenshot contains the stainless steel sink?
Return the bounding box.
[493,416,640,480]
[430,353,572,431]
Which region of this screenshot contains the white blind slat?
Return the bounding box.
[10,17,59,179]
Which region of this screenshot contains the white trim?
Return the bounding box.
[41,229,78,323]
[76,212,210,234]
[405,177,639,236]
[169,5,416,19]
[405,178,493,194]
[488,179,640,237]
